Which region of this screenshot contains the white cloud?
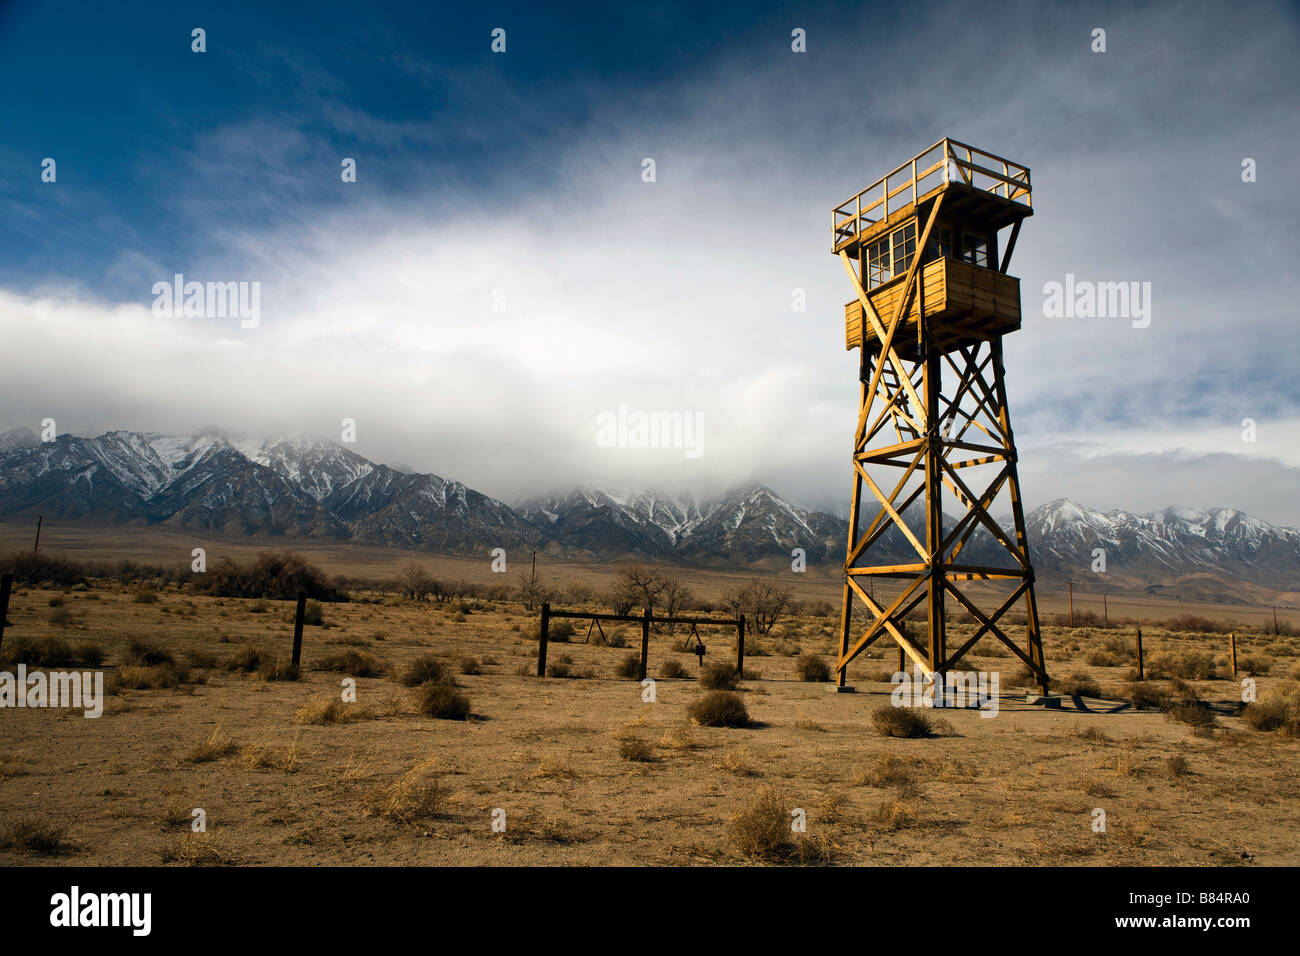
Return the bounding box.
[2,0,1298,525]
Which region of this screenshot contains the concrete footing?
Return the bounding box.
[1025,693,1063,708]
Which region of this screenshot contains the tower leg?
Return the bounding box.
[991,339,1048,694]
[837,373,867,688]
[923,346,946,679]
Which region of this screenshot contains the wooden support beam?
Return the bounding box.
[736,614,746,677]
[639,608,651,681]
[999,219,1022,274]
[840,251,924,433]
[537,602,550,677]
[0,573,11,653]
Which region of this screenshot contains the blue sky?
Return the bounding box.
[2,0,1300,522]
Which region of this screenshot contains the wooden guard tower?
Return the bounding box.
[832,138,1048,694]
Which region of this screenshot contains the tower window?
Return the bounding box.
[865,221,918,289]
[891,221,916,274]
[961,233,990,267]
[866,236,892,288]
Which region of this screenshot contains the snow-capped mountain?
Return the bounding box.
[1028,497,1300,589]
[0,429,536,550]
[2,429,1298,590]
[516,485,843,562]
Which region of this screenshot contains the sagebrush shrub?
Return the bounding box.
[871,705,935,738]
[414,678,471,720]
[315,650,382,678]
[688,691,749,727]
[699,663,739,690]
[796,653,831,682]
[397,654,445,686]
[658,659,687,679]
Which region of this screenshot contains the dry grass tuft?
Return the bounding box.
[688,690,750,727]
[871,705,936,738]
[795,653,832,682]
[397,654,446,686]
[529,757,576,780]
[314,650,383,678]
[1124,681,1169,710]
[1147,651,1216,680]
[112,659,193,690]
[852,753,922,792]
[615,652,642,679]
[498,811,586,845]
[0,814,74,856]
[182,728,240,764]
[160,796,195,827]
[699,663,740,690]
[161,832,241,865]
[658,725,701,751]
[123,640,174,667]
[224,646,298,681]
[362,760,445,825]
[727,787,829,864]
[870,797,917,832]
[1243,683,1300,735]
[1072,726,1112,744]
[658,659,688,679]
[545,653,576,679]
[413,677,472,720]
[718,745,760,776]
[295,698,375,725]
[618,736,654,762]
[1057,672,1102,697]
[240,738,301,774]
[0,750,36,779]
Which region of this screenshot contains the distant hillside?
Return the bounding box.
[2,427,1298,598]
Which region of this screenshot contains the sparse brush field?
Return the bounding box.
[2,581,1299,866]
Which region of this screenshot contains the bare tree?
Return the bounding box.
[721,577,792,635]
[660,575,694,623]
[610,566,669,616]
[517,572,552,611]
[607,582,637,616]
[563,581,595,605]
[605,566,694,630]
[395,563,436,601]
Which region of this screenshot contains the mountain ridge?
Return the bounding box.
[2,428,1298,595]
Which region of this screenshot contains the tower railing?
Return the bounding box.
[832,138,1031,251]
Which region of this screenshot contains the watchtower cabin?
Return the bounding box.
[834,138,1031,358]
[830,138,1048,696]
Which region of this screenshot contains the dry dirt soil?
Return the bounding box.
[2,584,1298,866]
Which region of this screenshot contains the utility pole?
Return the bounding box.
[1065,581,1076,628]
[1103,593,1108,625]
[33,515,42,553]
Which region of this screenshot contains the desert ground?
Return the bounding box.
[2,541,1299,867]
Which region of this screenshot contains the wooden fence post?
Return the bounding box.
[1230,631,1238,677]
[537,602,550,677]
[1135,627,1144,681]
[639,608,651,681]
[0,573,12,653]
[291,592,307,667]
[736,614,745,675]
